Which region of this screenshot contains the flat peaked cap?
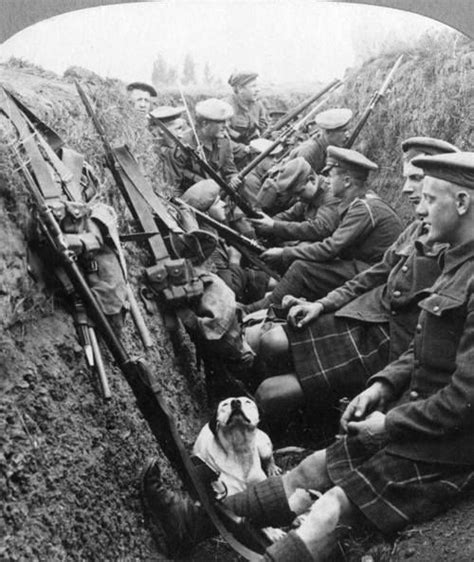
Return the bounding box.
[277,157,313,192]
[411,152,474,190]
[250,138,284,156]
[228,71,259,89]
[126,82,157,97]
[315,108,353,130]
[325,146,378,179]
[402,136,460,157]
[182,179,220,211]
[149,105,184,122]
[196,98,233,121]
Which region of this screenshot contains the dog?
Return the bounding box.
[193,396,285,542]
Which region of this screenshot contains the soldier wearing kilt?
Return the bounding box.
[141,151,474,561]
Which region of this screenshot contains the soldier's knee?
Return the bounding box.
[259,325,289,359]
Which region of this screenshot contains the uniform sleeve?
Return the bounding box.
[318,225,413,312]
[273,199,340,242]
[274,201,305,223]
[280,199,374,266]
[221,140,238,182]
[385,283,474,441]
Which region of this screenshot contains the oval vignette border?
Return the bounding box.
[0,0,473,45]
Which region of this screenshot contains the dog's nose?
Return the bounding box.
[231,399,241,410]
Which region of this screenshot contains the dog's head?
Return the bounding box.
[209,396,260,437]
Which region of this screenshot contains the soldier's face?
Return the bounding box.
[169,118,186,138]
[129,89,152,113]
[204,120,226,139]
[417,177,466,245]
[327,168,347,198]
[295,176,318,202]
[325,126,349,147]
[208,198,228,221]
[238,80,259,103]
[402,160,424,210]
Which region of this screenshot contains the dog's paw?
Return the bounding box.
[266,462,283,477]
[262,527,287,543]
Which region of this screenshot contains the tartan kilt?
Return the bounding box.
[286,313,390,403]
[327,435,474,534]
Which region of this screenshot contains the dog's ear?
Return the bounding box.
[208,409,219,437]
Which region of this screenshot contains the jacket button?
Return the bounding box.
[393,290,401,297]
[409,390,419,401]
[401,265,408,273]
[391,310,397,316]
[416,324,422,333]
[433,305,440,312]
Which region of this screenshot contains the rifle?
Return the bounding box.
[345,55,404,148]
[152,117,261,219]
[173,197,281,281]
[236,82,344,182]
[11,126,269,560]
[262,78,342,138]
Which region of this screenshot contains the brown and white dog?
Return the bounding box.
[193,396,281,494]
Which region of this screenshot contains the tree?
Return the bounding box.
[152,54,169,86]
[182,53,196,85]
[202,61,214,86]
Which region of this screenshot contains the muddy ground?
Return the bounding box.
[1,33,474,561]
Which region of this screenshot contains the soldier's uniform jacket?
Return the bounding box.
[271,183,340,242]
[172,129,238,194]
[288,133,328,173]
[370,240,474,465]
[225,94,269,145]
[280,192,403,269]
[318,220,445,360]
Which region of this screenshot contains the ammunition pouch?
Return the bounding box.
[146,258,204,308]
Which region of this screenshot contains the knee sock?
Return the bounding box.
[224,476,295,528]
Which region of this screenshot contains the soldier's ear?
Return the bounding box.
[456,190,470,216]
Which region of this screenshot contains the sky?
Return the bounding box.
[0,0,447,86]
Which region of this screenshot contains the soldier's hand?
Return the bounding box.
[281,294,306,309]
[229,176,242,190]
[287,302,323,329]
[340,382,393,433]
[261,247,283,267]
[250,212,274,235]
[347,411,388,447]
[228,246,242,265]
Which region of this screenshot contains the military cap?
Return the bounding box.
[411,152,474,190]
[267,107,287,118]
[315,108,353,130]
[277,157,313,192]
[149,105,184,123]
[195,99,233,122]
[126,82,157,97]
[182,179,220,211]
[250,138,284,156]
[401,136,460,159]
[324,146,378,180]
[228,71,259,89]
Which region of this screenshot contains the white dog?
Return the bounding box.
[193,396,285,542]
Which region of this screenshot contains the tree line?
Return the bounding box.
[151,53,224,88]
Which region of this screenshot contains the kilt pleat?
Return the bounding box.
[327,436,474,534]
[286,313,390,401]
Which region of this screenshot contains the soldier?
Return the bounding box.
[244,147,403,312]
[126,82,157,114]
[142,151,474,561]
[243,138,284,205]
[252,137,459,428]
[180,179,271,304]
[288,107,353,173]
[251,156,340,243]
[148,105,186,188]
[170,98,241,195]
[226,71,269,168]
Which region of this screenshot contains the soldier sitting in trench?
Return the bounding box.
[142,150,474,561]
[247,137,460,434]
